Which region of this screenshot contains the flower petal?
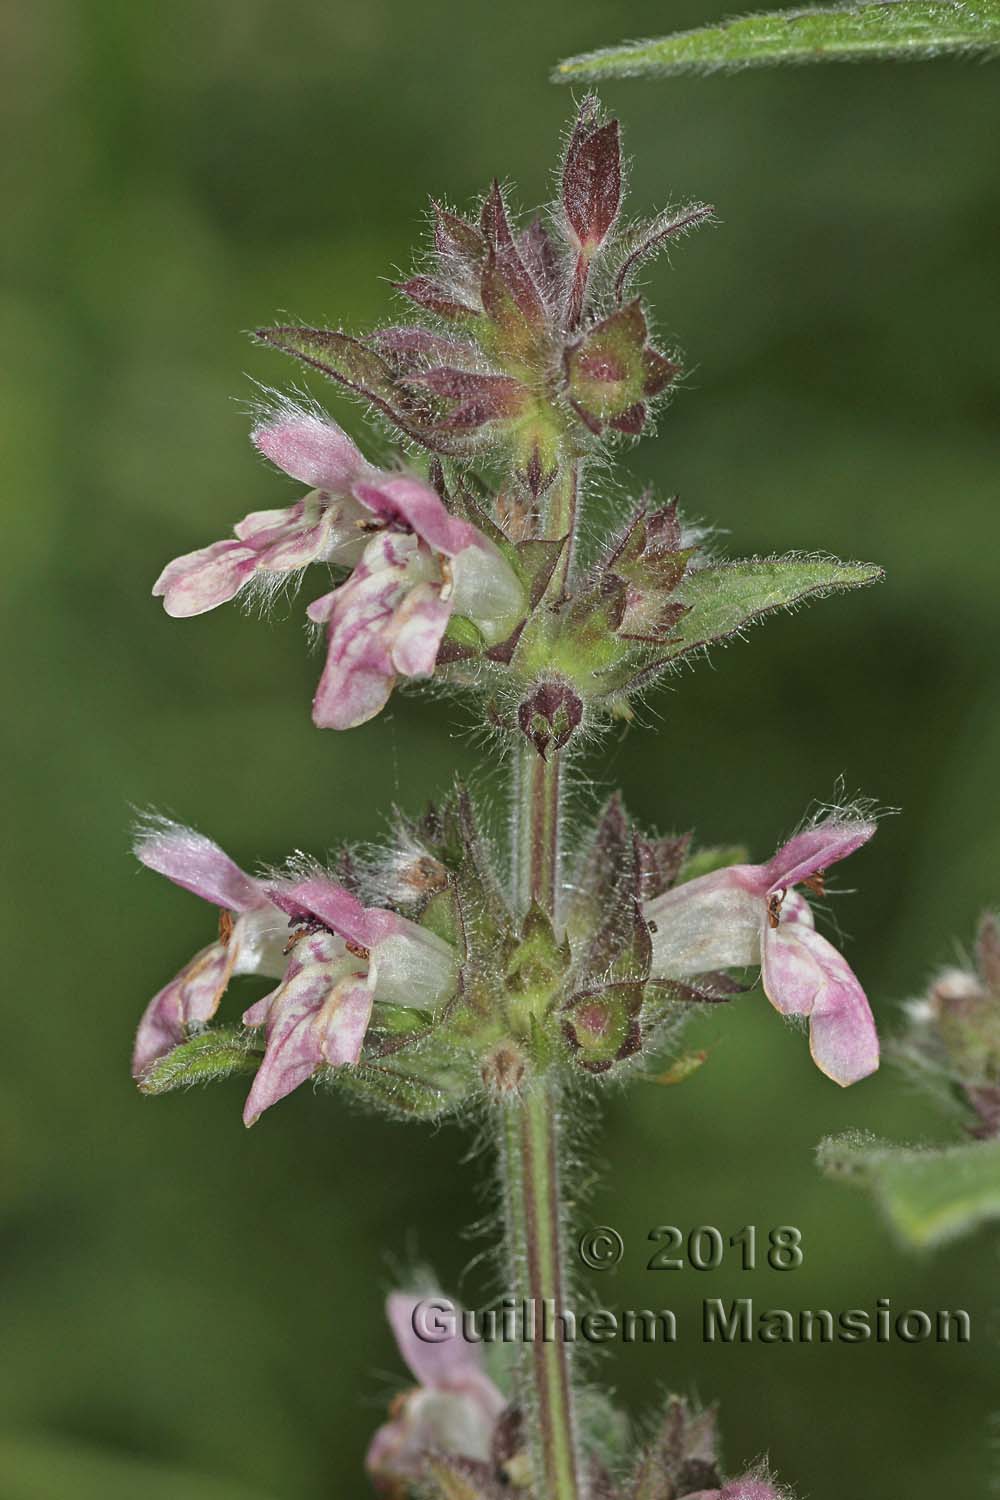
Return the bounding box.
[365,1389,498,1485]
[762,921,879,1085]
[234,501,329,561]
[312,638,396,729]
[267,882,454,1010]
[390,582,452,677]
[646,867,763,980]
[252,410,367,490]
[386,1295,505,1406]
[242,935,374,1125]
[355,476,480,556]
[450,541,525,645]
[367,1293,505,1485]
[776,887,815,929]
[135,822,264,911]
[153,540,259,617]
[132,940,235,1077]
[371,924,456,1008]
[270,878,400,949]
[230,906,290,979]
[764,817,876,893]
[310,532,447,731]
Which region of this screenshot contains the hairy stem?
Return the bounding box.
[514,744,562,915]
[504,728,582,1496]
[500,1079,581,1500]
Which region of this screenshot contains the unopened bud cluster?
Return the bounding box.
[899,912,1000,1138]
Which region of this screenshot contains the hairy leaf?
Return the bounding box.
[138,1027,263,1095]
[659,554,882,664]
[818,1132,1000,1248]
[555,1,1000,81]
[335,1061,455,1119]
[256,325,454,449]
[256,325,401,406]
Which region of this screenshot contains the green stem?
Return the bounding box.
[505,741,582,1498]
[514,743,562,916]
[500,1079,581,1500]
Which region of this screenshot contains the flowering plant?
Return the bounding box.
[129,86,987,1499]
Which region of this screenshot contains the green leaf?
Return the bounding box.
[444,613,487,651]
[138,1027,262,1096]
[334,1061,457,1119]
[818,1131,1000,1249]
[660,554,882,664]
[256,325,401,407]
[555,1,1000,81]
[255,325,444,449]
[369,1002,435,1036]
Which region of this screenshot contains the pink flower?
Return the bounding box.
[132,821,287,1078]
[134,827,456,1125]
[644,816,879,1086]
[308,476,524,729]
[153,409,525,728]
[366,1292,506,1491]
[153,409,373,617]
[241,876,456,1126]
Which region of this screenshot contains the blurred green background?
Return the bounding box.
[2,2,997,1496]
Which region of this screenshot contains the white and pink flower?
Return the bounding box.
[241,876,456,1126]
[307,475,524,729]
[153,409,525,729]
[366,1292,506,1492]
[133,824,457,1125]
[644,816,880,1086]
[153,409,374,618]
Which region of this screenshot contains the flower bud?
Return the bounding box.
[517,679,584,759]
[480,1043,527,1097]
[562,984,642,1073]
[629,1396,722,1499]
[562,98,622,256]
[564,300,678,435]
[904,912,1000,1138]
